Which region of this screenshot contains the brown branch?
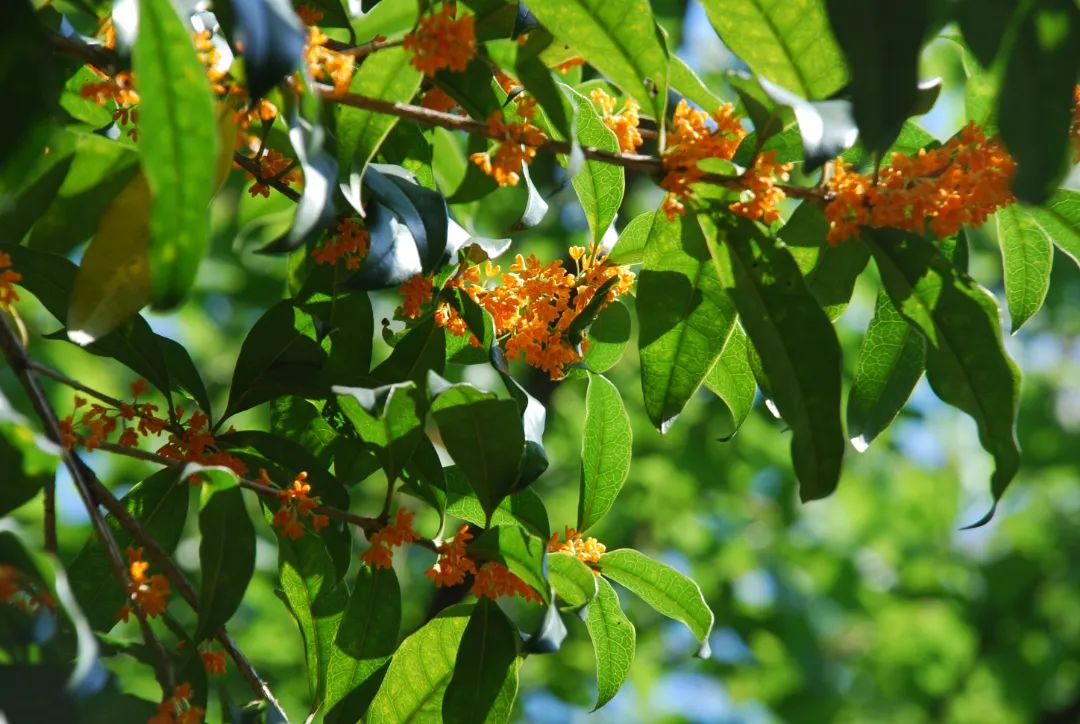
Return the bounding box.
[233,152,303,202]
[325,37,404,58]
[0,315,175,690]
[83,469,284,711]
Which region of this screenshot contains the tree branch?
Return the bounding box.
[233,153,303,202]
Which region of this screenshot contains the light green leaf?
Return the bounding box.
[847,291,926,450]
[1025,188,1080,266]
[524,0,669,119]
[608,212,654,265]
[565,87,624,244]
[705,215,845,500]
[582,298,631,373]
[996,204,1053,332]
[598,548,713,652]
[670,56,723,111]
[866,229,1020,509]
[337,47,423,181]
[134,0,217,308]
[445,469,550,540]
[578,372,632,532]
[548,552,598,608]
[585,576,635,711]
[195,469,255,641]
[638,211,737,433]
[703,323,757,437]
[701,0,848,99]
[443,598,520,724]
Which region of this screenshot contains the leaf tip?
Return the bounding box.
[959,502,998,530]
[850,434,870,453]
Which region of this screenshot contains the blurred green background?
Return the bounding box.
[5,1,1080,722]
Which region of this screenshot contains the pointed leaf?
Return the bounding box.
[703,323,757,436]
[585,576,635,711]
[443,598,520,724]
[548,552,598,608]
[1024,189,1080,266]
[335,382,426,484]
[229,0,306,100]
[195,469,255,641]
[997,204,1053,332]
[705,215,845,500]
[638,211,737,433]
[578,372,632,533]
[565,87,623,245]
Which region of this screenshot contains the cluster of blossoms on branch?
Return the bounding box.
[427,525,542,604]
[548,527,606,573]
[360,508,421,568]
[312,216,370,268]
[0,564,55,613]
[0,253,22,309]
[262,469,330,540]
[399,244,635,379]
[402,3,477,77]
[148,682,203,724]
[825,121,1016,244]
[592,89,644,154]
[117,546,171,623]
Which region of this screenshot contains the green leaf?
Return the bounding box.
[325,565,400,722]
[69,470,188,631]
[824,0,930,152]
[865,229,1021,508]
[638,211,737,432]
[469,525,549,605]
[705,215,845,500]
[271,396,340,468]
[955,0,1019,66]
[0,127,77,245]
[0,0,61,170]
[578,372,632,532]
[780,201,869,321]
[134,0,218,308]
[276,533,349,706]
[305,290,375,387]
[337,47,423,181]
[585,576,635,711]
[997,0,1080,204]
[446,469,550,540]
[608,212,654,265]
[0,393,60,517]
[194,469,255,641]
[670,56,724,111]
[996,204,1053,332]
[1024,189,1080,266]
[548,552,598,608]
[430,384,525,520]
[703,323,757,437]
[701,0,848,99]
[565,87,623,244]
[336,382,426,484]
[367,605,471,721]
[598,548,713,653]
[847,291,927,451]
[443,598,520,724]
[223,301,328,422]
[371,314,446,384]
[524,0,669,119]
[582,299,631,373]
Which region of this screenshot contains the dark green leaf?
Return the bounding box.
[955,0,1019,66]
[702,0,848,99]
[847,291,926,451]
[0,394,59,517]
[865,229,1021,508]
[371,314,446,384]
[446,468,550,540]
[585,576,635,711]
[443,598,520,724]
[578,373,632,532]
[335,382,426,484]
[638,211,737,433]
[195,469,255,641]
[134,0,218,308]
[780,201,869,320]
[0,0,62,169]
[705,215,845,500]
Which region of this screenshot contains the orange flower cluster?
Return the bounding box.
[296,4,324,26]
[469,110,547,187]
[420,87,459,114]
[825,121,1016,244]
[591,89,643,154]
[81,67,140,138]
[193,30,231,97]
[0,252,21,307]
[730,151,794,224]
[471,561,542,604]
[200,649,227,676]
[660,100,748,219]
[306,26,355,94]
[403,4,476,77]
[360,508,421,568]
[243,147,302,198]
[548,527,606,574]
[313,217,369,269]
[158,408,248,480]
[0,564,55,612]
[269,470,330,540]
[1071,85,1080,163]
[553,56,586,75]
[58,379,160,451]
[426,525,477,586]
[399,273,435,319]
[118,546,171,622]
[148,682,204,724]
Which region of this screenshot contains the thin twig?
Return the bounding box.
[325,37,404,58]
[233,152,303,202]
[0,315,175,690]
[83,468,284,711]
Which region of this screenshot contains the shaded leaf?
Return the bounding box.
[703,323,757,437]
[335,382,426,484]
[195,469,255,641]
[1025,189,1080,266]
[229,0,306,99]
[582,298,631,373]
[443,598,520,724]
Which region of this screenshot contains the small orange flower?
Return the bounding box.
[469,111,546,187]
[0,253,21,307]
[591,89,643,154]
[296,5,324,26]
[269,471,328,539]
[117,547,171,621]
[306,26,355,94]
[420,87,459,114]
[553,56,585,74]
[398,273,434,318]
[361,508,421,568]
[425,525,477,587]
[313,216,369,269]
[548,527,606,574]
[1070,85,1080,163]
[403,4,476,77]
[200,649,227,676]
[660,100,747,220]
[149,682,205,724]
[729,151,793,225]
[471,562,541,603]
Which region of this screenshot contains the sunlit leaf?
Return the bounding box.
[585,576,635,711]
[996,204,1053,332]
[578,372,632,533]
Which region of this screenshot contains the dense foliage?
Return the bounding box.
[1,0,1079,721]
